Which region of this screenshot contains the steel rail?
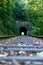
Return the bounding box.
[0,56,43,62]
[0,35,43,39]
[0,48,43,52]
[0,45,43,49]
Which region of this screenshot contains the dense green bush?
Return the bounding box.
[13,0,43,35]
[0,0,18,36]
[0,0,43,36]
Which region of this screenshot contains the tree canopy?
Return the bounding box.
[0,0,43,36]
[13,0,43,35]
[0,0,18,35]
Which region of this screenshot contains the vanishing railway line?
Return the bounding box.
[0,35,43,65]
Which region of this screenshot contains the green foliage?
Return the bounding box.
[13,0,43,35]
[13,0,28,21]
[28,0,43,35]
[0,0,43,36]
[28,26,40,36]
[0,0,18,36]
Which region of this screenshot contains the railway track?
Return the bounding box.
[0,35,43,39]
[0,35,43,65]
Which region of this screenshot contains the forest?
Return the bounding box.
[0,0,43,36]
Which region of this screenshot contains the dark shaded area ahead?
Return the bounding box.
[19,27,27,35]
